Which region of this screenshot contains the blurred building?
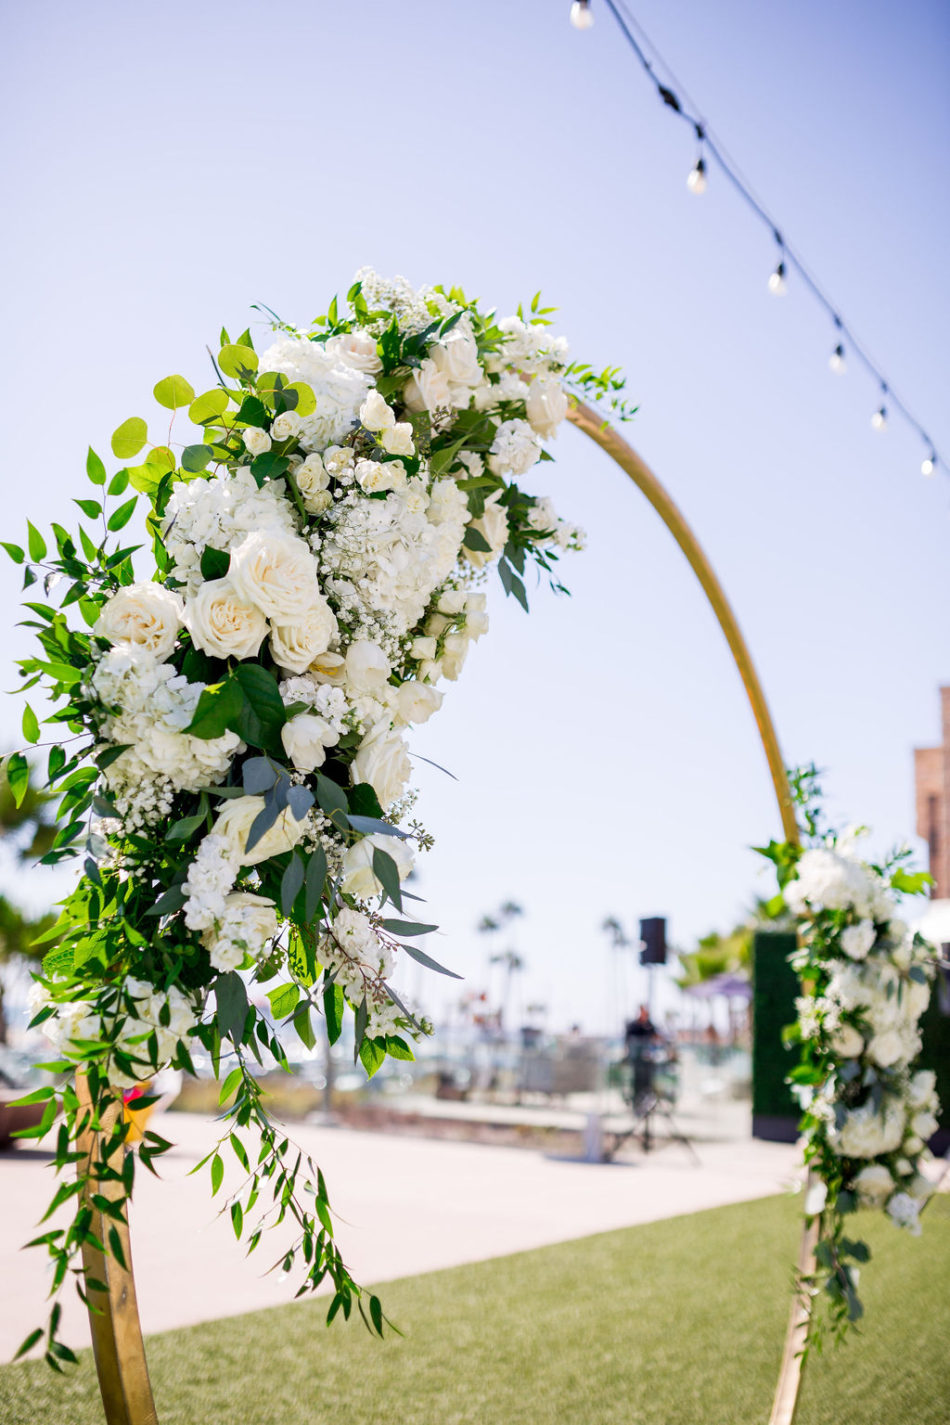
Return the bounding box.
[914,686,950,899]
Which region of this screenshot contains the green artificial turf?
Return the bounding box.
[1,1192,947,1425]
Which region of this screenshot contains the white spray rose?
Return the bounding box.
[229,530,320,621]
[95,583,183,660]
[269,596,338,674]
[340,833,414,898]
[351,721,411,809]
[436,589,467,616]
[380,422,415,457]
[271,410,303,442]
[295,453,330,512]
[403,358,452,414]
[186,579,267,661]
[356,458,406,493]
[243,427,272,456]
[409,635,437,661]
[359,390,396,432]
[281,712,337,772]
[211,796,307,866]
[463,491,509,569]
[441,632,469,681]
[395,681,443,726]
[345,640,391,693]
[852,1163,895,1207]
[525,374,569,438]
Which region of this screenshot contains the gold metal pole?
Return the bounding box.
[567,398,812,1422]
[76,1073,158,1425]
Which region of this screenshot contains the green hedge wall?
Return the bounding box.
[920,965,950,1145]
[751,930,799,1123]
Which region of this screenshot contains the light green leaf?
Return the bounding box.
[218,344,259,379]
[110,418,148,459]
[189,388,230,424]
[153,374,195,410]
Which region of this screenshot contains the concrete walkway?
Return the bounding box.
[0,1111,800,1360]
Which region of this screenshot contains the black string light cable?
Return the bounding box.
[568,0,945,480]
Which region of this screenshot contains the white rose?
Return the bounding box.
[95,583,183,660]
[243,427,272,456]
[841,921,876,960]
[395,681,443,725]
[911,1111,939,1140]
[908,1069,936,1108]
[323,446,354,479]
[229,530,320,621]
[830,1023,865,1059]
[360,390,396,432]
[380,422,415,457]
[441,632,469,681]
[345,640,391,693]
[186,579,268,661]
[271,410,303,441]
[356,458,406,493]
[281,712,336,771]
[409,635,437,661]
[340,833,414,898]
[211,795,307,866]
[430,322,482,388]
[525,374,569,438]
[295,453,330,512]
[867,1029,905,1068]
[418,658,442,683]
[463,491,509,569]
[270,596,338,673]
[326,331,382,374]
[403,358,452,414]
[436,589,467,615]
[351,720,411,809]
[852,1163,895,1207]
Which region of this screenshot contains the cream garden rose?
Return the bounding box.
[351,720,411,809]
[403,358,452,414]
[95,584,183,660]
[211,795,308,866]
[229,530,321,621]
[186,579,268,661]
[340,832,414,898]
[394,681,443,725]
[243,427,272,456]
[269,596,338,674]
[463,491,509,568]
[525,373,569,438]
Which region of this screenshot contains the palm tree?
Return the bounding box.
[476,901,525,1029]
[489,949,525,1029]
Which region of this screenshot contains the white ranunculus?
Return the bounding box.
[271,410,303,442]
[326,331,382,374]
[295,453,330,512]
[243,427,272,456]
[409,635,437,661]
[463,491,509,569]
[186,579,268,661]
[95,583,183,660]
[440,632,469,681]
[211,795,307,866]
[281,712,336,771]
[525,374,569,438]
[380,422,415,456]
[311,651,346,685]
[360,390,396,432]
[403,358,452,414]
[351,720,411,809]
[395,680,443,725]
[269,597,338,674]
[345,640,391,693]
[340,832,414,898]
[229,530,320,621]
[841,920,876,960]
[852,1163,895,1207]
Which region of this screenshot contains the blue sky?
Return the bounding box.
[1,0,947,1033]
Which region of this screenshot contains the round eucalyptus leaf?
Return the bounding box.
[218,344,259,379]
[153,374,196,410]
[110,417,148,459]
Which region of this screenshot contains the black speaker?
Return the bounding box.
[639,917,667,965]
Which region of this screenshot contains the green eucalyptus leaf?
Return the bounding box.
[218,344,259,379]
[153,374,195,410]
[110,418,148,459]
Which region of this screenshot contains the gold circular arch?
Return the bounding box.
[77,401,813,1425]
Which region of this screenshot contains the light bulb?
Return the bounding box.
[569,0,594,29]
[768,261,787,296]
[871,406,887,432]
[922,454,936,477]
[829,343,846,374]
[687,158,707,195]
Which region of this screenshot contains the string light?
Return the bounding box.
[687,157,707,195]
[768,259,788,296]
[576,0,947,478]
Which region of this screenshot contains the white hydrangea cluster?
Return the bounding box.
[90,647,242,825]
[162,467,298,596]
[259,336,372,451]
[30,978,199,1090]
[783,837,939,1236]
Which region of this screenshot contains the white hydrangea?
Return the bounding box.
[833,1097,906,1159]
[182,833,240,932]
[162,467,299,597]
[259,335,371,453]
[783,848,879,917]
[488,418,541,477]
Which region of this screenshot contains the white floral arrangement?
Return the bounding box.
[4,271,634,1366]
[761,768,941,1348]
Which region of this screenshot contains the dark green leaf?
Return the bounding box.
[372,848,403,912]
[233,664,285,754]
[315,772,348,818]
[305,847,327,923]
[462,526,492,553]
[323,980,344,1044]
[107,497,138,532]
[281,852,305,916]
[185,676,244,740]
[347,814,411,839]
[145,885,186,917]
[215,972,249,1044]
[381,919,439,937]
[293,1000,316,1051]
